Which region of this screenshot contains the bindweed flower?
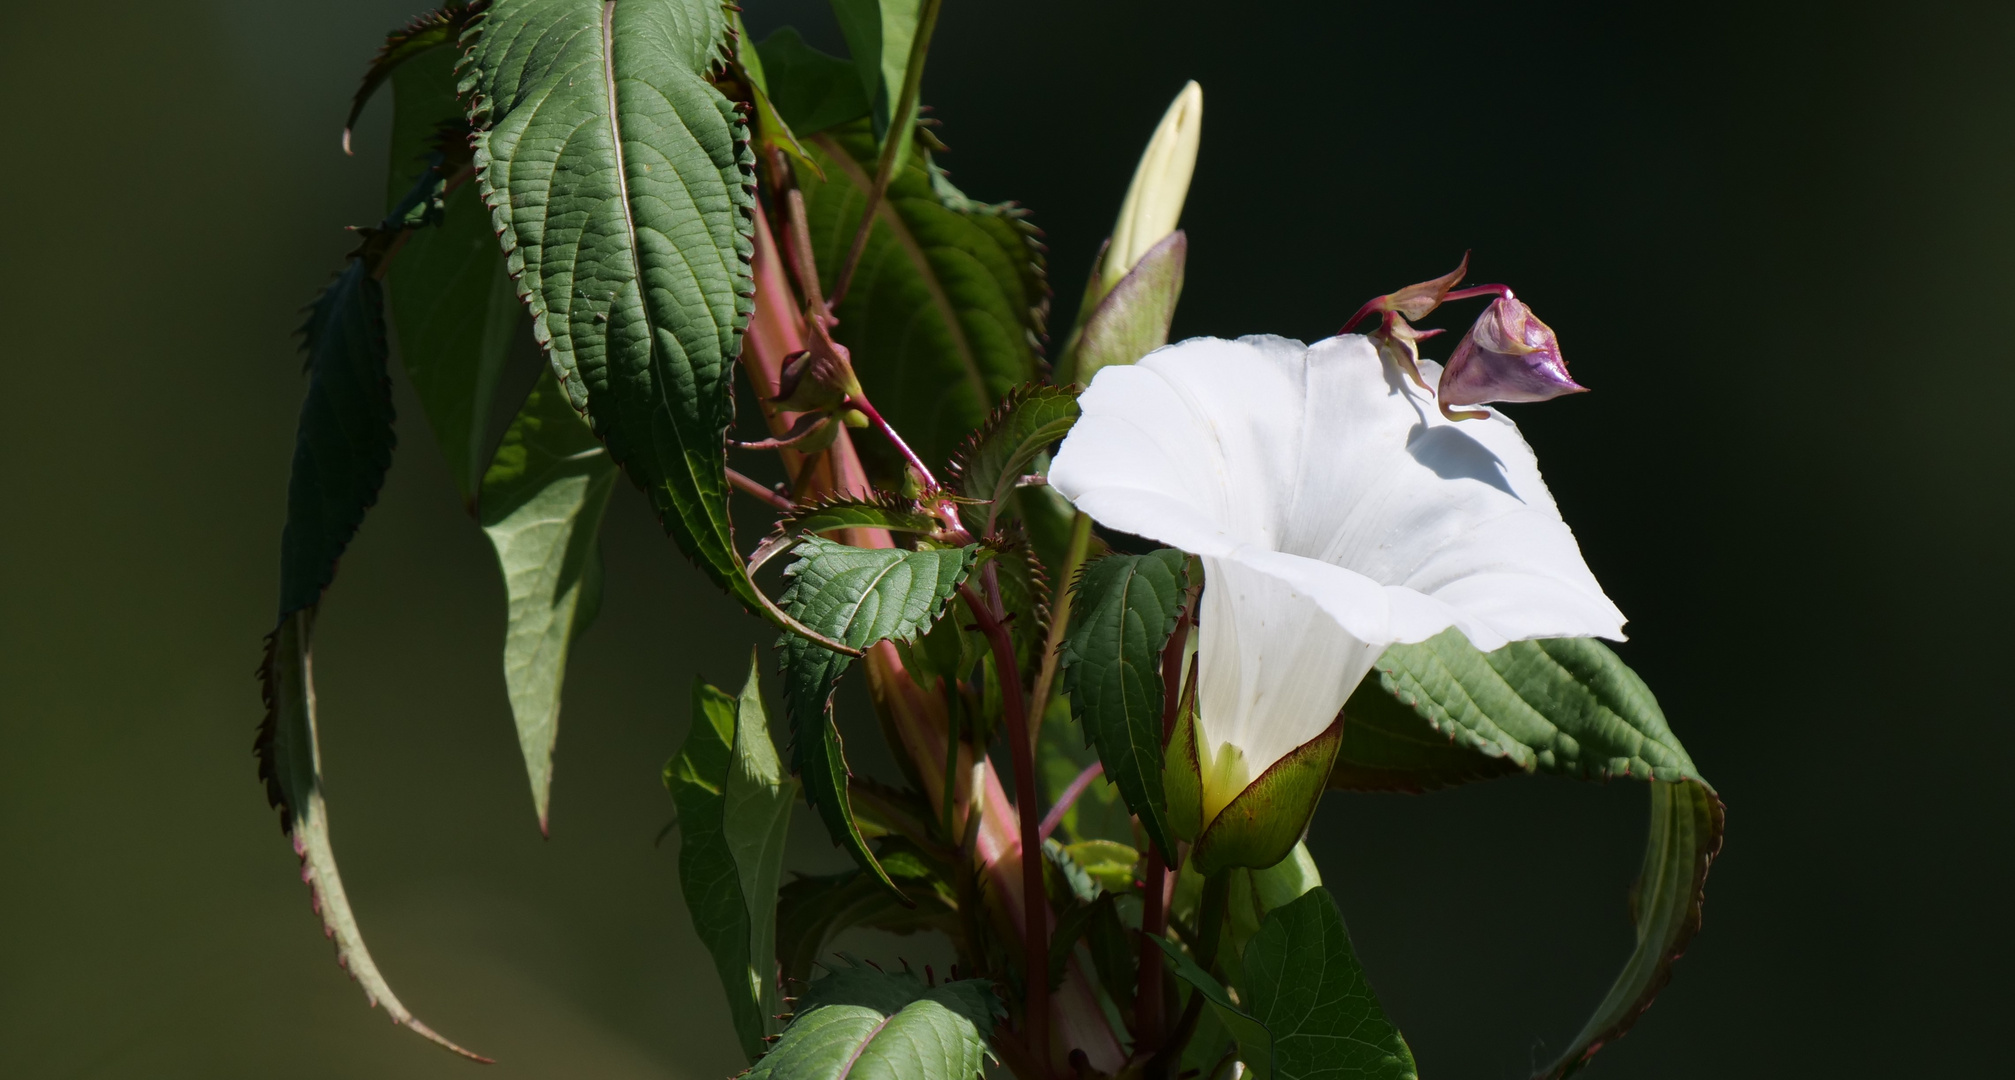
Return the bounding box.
[1439,296,1584,416]
[1051,334,1624,871]
[1098,81,1202,295]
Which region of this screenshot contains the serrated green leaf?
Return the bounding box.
[754,27,870,136]
[463,0,768,615]
[981,532,1049,673]
[776,866,960,989]
[256,613,484,1060]
[479,372,616,829]
[748,495,942,576]
[382,44,522,503]
[341,2,477,154]
[1350,631,1724,1078]
[665,652,797,1063]
[1058,549,1188,860]
[778,539,978,897]
[801,122,1047,472]
[753,964,1001,1080]
[951,384,1079,535]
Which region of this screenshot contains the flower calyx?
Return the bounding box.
[1340,253,1470,393]
[771,347,864,416]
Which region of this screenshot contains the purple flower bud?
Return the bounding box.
[1438,297,1585,410]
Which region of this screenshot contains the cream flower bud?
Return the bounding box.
[1099,81,1202,294]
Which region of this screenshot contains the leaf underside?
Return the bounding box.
[777,539,978,898]
[801,121,1048,473]
[1345,630,1725,1079]
[464,0,765,613]
[1058,549,1188,860]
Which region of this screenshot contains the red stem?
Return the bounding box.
[960,582,1049,1072]
[726,467,794,512]
[847,392,937,490]
[1135,846,1168,1053]
[1037,762,1103,843]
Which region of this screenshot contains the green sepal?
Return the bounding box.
[663,652,797,1063]
[1064,230,1187,385]
[1059,549,1189,860]
[777,539,979,900]
[1189,716,1343,877]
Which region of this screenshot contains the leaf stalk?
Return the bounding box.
[827,0,945,310]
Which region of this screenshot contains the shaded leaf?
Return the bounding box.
[778,539,978,898]
[752,963,1002,1080]
[383,43,522,503]
[1058,549,1189,860]
[341,1,478,154]
[776,865,959,989]
[802,122,1048,472]
[1350,631,1725,1078]
[463,0,771,616]
[665,653,797,1063]
[753,27,870,137]
[480,372,616,830]
[950,383,1079,535]
[826,0,923,138]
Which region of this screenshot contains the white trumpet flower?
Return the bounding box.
[1051,334,1625,837]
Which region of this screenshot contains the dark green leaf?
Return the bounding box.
[480,372,616,830]
[665,653,797,1063]
[753,963,1001,1080]
[1058,549,1189,859]
[341,2,478,154]
[1330,675,1522,793]
[776,866,959,989]
[778,539,977,897]
[255,613,485,1060]
[753,27,870,136]
[982,531,1049,673]
[464,0,769,616]
[1347,631,1725,1078]
[801,122,1048,471]
[1153,935,1274,1080]
[825,0,922,135]
[951,384,1079,534]
[382,43,523,503]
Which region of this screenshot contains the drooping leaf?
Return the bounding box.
[950,384,1079,534]
[664,652,798,1063]
[777,538,978,898]
[1066,230,1187,385]
[479,372,616,830]
[1058,549,1189,860]
[462,0,770,617]
[751,963,1001,1080]
[1346,630,1725,1078]
[776,865,959,989]
[753,27,870,137]
[801,121,1048,472]
[341,2,479,154]
[382,43,523,504]
[257,614,486,1061]
[1329,676,1523,793]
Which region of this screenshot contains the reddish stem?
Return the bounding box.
[847,392,937,490]
[1337,297,1385,335]
[1135,846,1168,1053]
[960,582,1050,1072]
[1440,283,1515,302]
[1037,762,1103,843]
[726,467,794,512]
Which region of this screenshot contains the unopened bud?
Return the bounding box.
[771,347,862,413]
[1100,81,1202,294]
[1438,297,1585,414]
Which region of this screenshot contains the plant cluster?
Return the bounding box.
[257,2,1723,1077]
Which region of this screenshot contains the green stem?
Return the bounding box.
[826,0,945,310]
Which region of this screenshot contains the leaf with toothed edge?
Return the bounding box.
[749,961,1002,1080]
[746,494,943,576]
[663,651,797,1063]
[776,538,977,901]
[950,383,1079,535]
[340,1,481,155]
[462,0,790,627]
[480,371,616,830]
[1058,549,1188,861]
[1340,630,1723,1078]
[799,120,1049,474]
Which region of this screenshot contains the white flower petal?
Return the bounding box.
[1051,332,1625,789]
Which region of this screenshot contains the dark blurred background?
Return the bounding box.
[2,0,2009,1076]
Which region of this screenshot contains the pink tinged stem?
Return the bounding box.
[846,392,937,489]
[1038,763,1103,843]
[1440,283,1515,302]
[1338,297,1385,335]
[726,467,794,512]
